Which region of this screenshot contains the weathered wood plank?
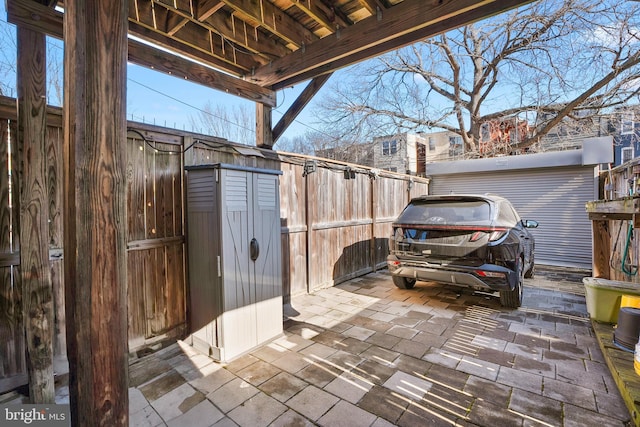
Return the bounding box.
[0,119,11,257]
[0,266,26,383]
[586,197,640,220]
[145,248,168,337]
[45,124,66,364]
[6,0,63,38]
[256,104,273,148]
[155,144,171,239]
[128,135,147,241]
[46,125,63,249]
[0,115,24,391]
[221,0,317,48]
[592,219,611,280]
[63,1,129,424]
[127,251,147,350]
[17,25,55,403]
[145,142,157,239]
[50,260,65,360]
[279,161,307,300]
[165,243,186,330]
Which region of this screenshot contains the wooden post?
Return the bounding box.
[305,171,312,293]
[63,1,129,425]
[256,103,273,149]
[592,220,611,279]
[16,25,55,404]
[370,176,377,272]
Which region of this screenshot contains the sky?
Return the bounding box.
[125,61,330,142]
[0,2,332,144]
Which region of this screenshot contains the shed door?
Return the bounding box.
[220,169,257,357]
[251,173,283,343]
[429,166,596,269]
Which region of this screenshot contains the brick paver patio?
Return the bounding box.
[125,268,630,426]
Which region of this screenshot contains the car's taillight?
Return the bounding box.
[470,231,485,242]
[475,270,506,279]
[471,228,506,242]
[488,230,507,241]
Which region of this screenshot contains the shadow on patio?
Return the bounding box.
[111,267,629,427]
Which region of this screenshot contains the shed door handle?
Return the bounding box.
[250,238,259,261]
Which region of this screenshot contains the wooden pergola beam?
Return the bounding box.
[7,0,276,106]
[256,103,273,148]
[128,39,277,107]
[250,0,534,88]
[221,0,317,48]
[272,73,332,142]
[63,0,129,424]
[6,0,63,38]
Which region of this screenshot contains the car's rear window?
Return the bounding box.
[397,200,492,226]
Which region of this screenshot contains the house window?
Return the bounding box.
[382,140,397,155]
[622,146,634,164]
[448,136,463,156]
[428,137,435,151]
[621,113,635,135]
[480,123,490,142]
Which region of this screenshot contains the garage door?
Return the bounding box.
[429,166,596,269]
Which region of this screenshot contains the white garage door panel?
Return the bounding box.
[429,167,595,269]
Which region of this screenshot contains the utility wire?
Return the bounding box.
[129,78,255,133]
[131,77,339,142]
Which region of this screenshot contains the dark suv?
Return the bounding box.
[387,194,538,308]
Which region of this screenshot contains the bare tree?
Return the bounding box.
[0,18,17,98]
[273,134,317,155]
[46,39,64,106]
[317,0,640,156]
[1,17,64,105]
[189,101,255,145]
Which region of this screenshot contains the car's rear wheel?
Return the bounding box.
[393,276,416,289]
[524,262,535,279]
[500,257,523,308]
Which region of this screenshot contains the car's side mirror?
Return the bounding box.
[523,219,539,228]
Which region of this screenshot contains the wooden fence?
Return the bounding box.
[0,95,428,392]
[185,145,428,297]
[588,158,640,283]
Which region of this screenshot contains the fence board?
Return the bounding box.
[127,136,147,241]
[278,161,307,300]
[0,117,25,389]
[145,143,157,239]
[47,125,63,248]
[127,250,147,349]
[45,124,66,362]
[165,242,186,329]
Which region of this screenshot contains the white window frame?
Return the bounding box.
[621,113,635,135]
[621,146,634,164]
[382,140,397,155]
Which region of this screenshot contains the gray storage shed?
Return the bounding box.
[426,138,612,270]
[186,163,283,362]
